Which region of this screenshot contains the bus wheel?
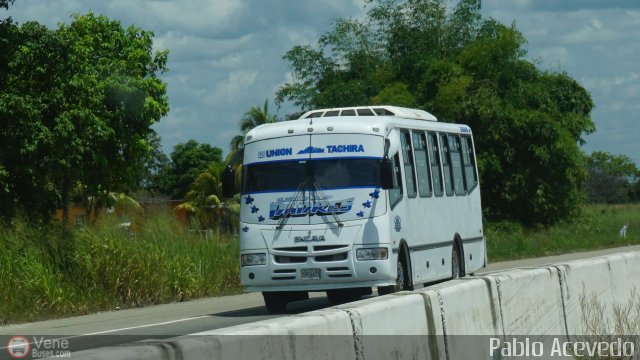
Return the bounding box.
[378,254,408,295]
[451,242,461,280]
[262,292,288,314]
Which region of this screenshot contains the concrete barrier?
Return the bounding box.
[489,267,566,336]
[194,308,355,360]
[608,252,640,301]
[419,278,503,335]
[414,277,502,359]
[558,251,640,336]
[67,308,356,360]
[555,256,616,335]
[335,292,430,335]
[336,292,439,360]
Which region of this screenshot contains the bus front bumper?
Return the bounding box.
[240,247,397,292]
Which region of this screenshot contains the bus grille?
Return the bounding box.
[313,245,348,251]
[274,255,306,264]
[315,253,348,262]
[273,246,308,252]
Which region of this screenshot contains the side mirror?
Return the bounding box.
[221,165,237,198]
[380,156,393,190]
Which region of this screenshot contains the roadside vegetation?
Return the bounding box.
[486,204,640,262]
[0,210,240,325]
[579,289,640,359]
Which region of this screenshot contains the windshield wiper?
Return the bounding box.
[275,182,306,230]
[312,182,344,227]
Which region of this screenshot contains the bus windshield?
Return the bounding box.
[242,158,381,193]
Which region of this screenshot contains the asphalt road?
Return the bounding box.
[1,244,639,354]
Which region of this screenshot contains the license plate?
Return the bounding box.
[301,268,321,280]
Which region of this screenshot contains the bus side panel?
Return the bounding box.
[391,128,484,285]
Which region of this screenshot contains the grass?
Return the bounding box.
[578,289,640,359]
[0,209,240,325]
[485,203,640,261]
[1,203,639,325]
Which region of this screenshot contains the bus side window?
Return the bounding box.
[389,153,403,209]
[440,133,454,196]
[427,132,443,196]
[401,130,417,198]
[450,135,465,195]
[461,136,478,192]
[412,131,432,197]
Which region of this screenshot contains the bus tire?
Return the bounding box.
[262,292,288,314]
[451,242,462,279]
[378,251,409,295]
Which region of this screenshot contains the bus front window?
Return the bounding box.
[242,158,382,193]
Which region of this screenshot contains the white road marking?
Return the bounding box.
[0,315,211,350]
[82,315,211,336]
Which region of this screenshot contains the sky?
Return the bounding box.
[4,0,640,166]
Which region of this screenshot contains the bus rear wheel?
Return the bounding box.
[378,254,408,296]
[451,242,461,280]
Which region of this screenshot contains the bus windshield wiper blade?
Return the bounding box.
[312,182,343,227]
[276,182,306,230]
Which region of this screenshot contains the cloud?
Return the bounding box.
[155,32,254,63]
[105,0,247,37]
[205,69,259,103]
[484,0,640,13]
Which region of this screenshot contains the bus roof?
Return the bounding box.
[244,106,471,145]
[299,105,437,122]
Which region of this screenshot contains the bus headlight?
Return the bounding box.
[241,253,267,266]
[356,247,388,261]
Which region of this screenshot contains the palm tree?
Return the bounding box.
[229,99,278,151]
[227,99,279,195]
[175,163,220,228]
[175,162,241,232]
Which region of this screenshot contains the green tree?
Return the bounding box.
[0,13,169,223]
[0,22,69,220]
[0,0,15,80]
[434,24,594,224]
[372,82,417,107]
[153,140,223,200]
[631,175,640,202]
[276,0,595,225]
[583,151,639,204]
[138,131,170,190]
[0,3,19,219]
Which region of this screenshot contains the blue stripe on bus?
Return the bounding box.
[243,157,308,166]
[309,156,383,162]
[244,156,383,166]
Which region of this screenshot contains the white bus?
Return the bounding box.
[222,106,486,313]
